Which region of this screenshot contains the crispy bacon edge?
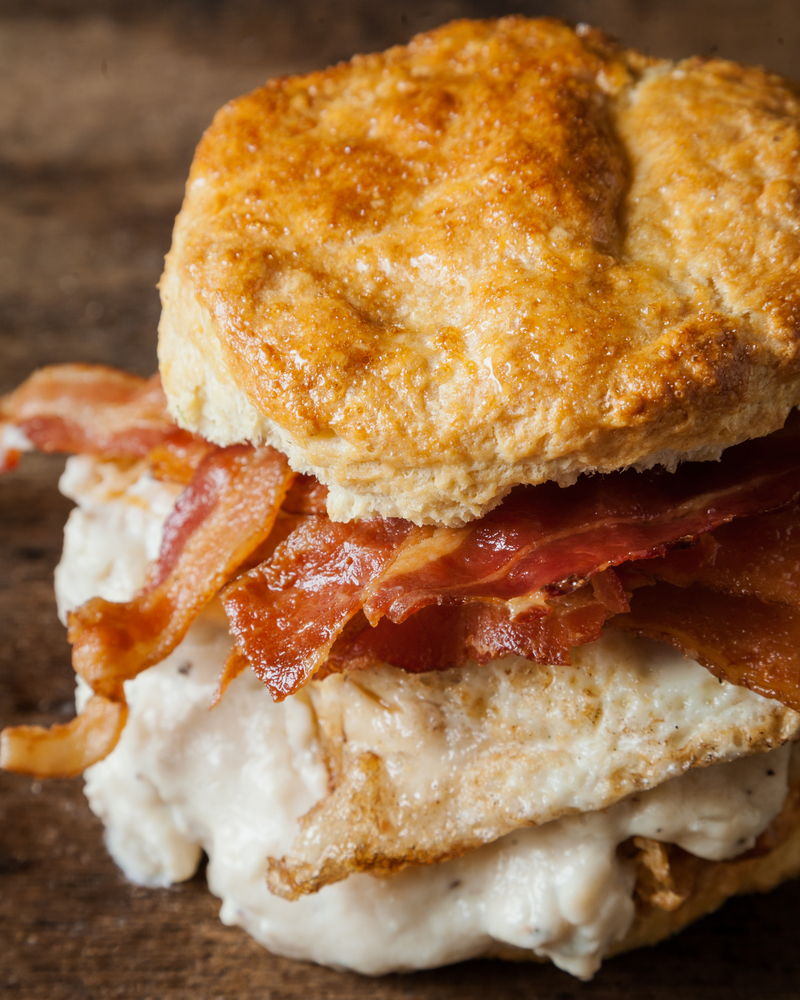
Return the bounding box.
[0,696,127,779]
[69,444,293,697]
[221,414,800,701]
[612,584,800,712]
[222,517,423,699]
[611,501,800,711]
[0,364,181,458]
[2,443,294,777]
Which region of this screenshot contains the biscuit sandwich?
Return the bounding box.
[3,16,800,978]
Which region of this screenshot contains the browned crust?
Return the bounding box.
[264,649,800,900]
[159,17,800,525]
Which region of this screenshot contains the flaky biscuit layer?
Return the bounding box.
[159,17,800,524]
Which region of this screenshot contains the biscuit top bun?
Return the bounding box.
[158,17,800,526]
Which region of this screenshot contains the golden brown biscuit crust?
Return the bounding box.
[159,17,800,525]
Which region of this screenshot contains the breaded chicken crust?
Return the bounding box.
[159,17,800,525]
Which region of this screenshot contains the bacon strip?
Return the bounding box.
[147,430,216,484]
[327,592,608,674]
[611,583,800,712]
[609,502,800,709]
[281,474,329,515]
[70,445,293,700]
[590,567,630,614]
[223,416,800,698]
[212,646,251,707]
[629,501,800,609]
[0,695,127,778]
[0,446,22,474]
[0,364,177,458]
[366,413,800,624]
[222,518,419,699]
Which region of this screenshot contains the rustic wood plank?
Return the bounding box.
[2,3,800,997]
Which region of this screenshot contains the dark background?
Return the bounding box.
[2,2,800,997]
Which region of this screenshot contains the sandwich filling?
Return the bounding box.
[3,364,800,782]
[3,366,800,894]
[55,449,800,978]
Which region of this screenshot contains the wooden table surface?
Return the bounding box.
[2,2,800,997]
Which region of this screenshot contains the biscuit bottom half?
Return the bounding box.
[55,455,800,979]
